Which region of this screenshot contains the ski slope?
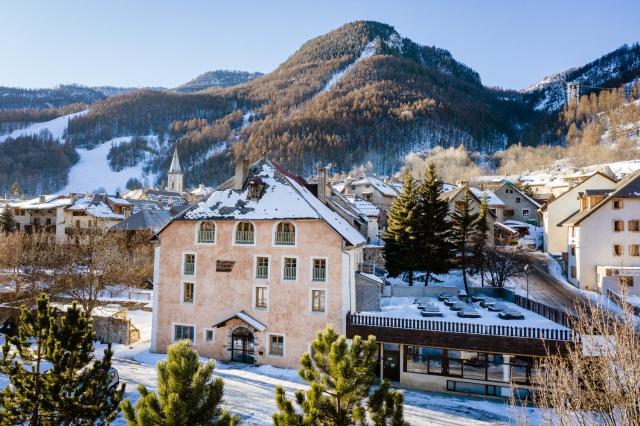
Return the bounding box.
[61,137,148,194]
[0,110,87,142]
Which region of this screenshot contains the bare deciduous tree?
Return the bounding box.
[514,294,640,425]
[483,246,524,288]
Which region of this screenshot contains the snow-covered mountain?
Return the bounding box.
[523,44,640,111]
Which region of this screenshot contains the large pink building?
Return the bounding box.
[151,159,366,368]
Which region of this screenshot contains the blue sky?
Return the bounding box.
[2,0,639,89]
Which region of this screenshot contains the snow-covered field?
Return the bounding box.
[61,137,149,194]
[0,111,87,142]
[0,307,542,425]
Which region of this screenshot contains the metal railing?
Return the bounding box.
[275,231,295,245]
[184,262,195,275]
[347,312,576,341]
[312,267,326,282]
[235,230,255,244]
[197,230,215,243]
[256,265,269,279]
[283,266,297,280]
[512,294,575,328]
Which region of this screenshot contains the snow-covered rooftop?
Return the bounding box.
[10,194,73,210]
[347,173,399,197]
[344,194,380,217]
[469,187,504,207]
[361,296,568,331]
[67,195,125,220]
[181,159,366,246]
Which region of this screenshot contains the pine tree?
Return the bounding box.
[415,163,452,286]
[383,170,419,285]
[471,194,490,287]
[121,339,237,426]
[450,187,479,294]
[0,208,16,234]
[48,302,125,424]
[273,326,407,426]
[0,294,123,425]
[0,295,56,425]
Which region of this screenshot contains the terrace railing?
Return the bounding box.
[347,312,576,341]
[512,294,575,328]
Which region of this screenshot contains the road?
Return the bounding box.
[510,252,588,316]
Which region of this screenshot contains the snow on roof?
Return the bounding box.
[181,160,366,246]
[344,194,380,217]
[361,297,568,330]
[469,187,504,207]
[190,184,213,197]
[67,195,125,220]
[107,196,130,205]
[10,194,73,210]
[213,311,266,332]
[348,173,399,197]
[332,182,346,193]
[111,210,172,233]
[495,221,519,234]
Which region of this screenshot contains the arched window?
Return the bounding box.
[235,222,255,244]
[275,222,295,246]
[197,222,215,243]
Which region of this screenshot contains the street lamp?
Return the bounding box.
[523,264,530,309]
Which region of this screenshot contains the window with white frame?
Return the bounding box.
[522,209,530,217]
[235,221,255,244]
[256,256,269,279]
[275,222,295,245]
[174,324,194,342]
[182,282,195,303]
[269,334,284,356]
[311,289,326,313]
[183,254,195,276]
[283,257,297,280]
[312,258,327,282]
[204,328,214,342]
[197,222,216,243]
[254,286,268,309]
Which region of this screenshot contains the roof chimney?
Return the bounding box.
[234,157,249,191]
[316,163,328,203]
[39,195,46,203]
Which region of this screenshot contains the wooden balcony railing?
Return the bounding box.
[275,231,295,245]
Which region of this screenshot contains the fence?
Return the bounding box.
[512,294,574,327]
[347,312,576,341]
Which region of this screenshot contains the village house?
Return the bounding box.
[541,171,617,254]
[469,187,504,223]
[562,171,640,295]
[440,186,496,244]
[61,194,131,241]
[339,172,399,213]
[151,158,367,369]
[492,182,541,225]
[10,194,73,234]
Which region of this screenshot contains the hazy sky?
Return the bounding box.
[2,0,639,89]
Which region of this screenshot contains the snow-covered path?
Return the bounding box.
[108,342,525,425]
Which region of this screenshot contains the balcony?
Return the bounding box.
[275,231,295,246]
[235,230,255,244]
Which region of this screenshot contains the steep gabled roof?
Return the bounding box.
[167,159,366,246]
[496,182,541,208]
[539,171,617,211]
[111,209,172,233]
[566,170,640,227]
[345,173,399,197]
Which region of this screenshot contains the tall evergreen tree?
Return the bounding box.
[0,294,123,425]
[383,170,419,285]
[415,163,452,286]
[273,326,407,426]
[450,187,479,294]
[0,295,56,425]
[121,339,237,426]
[471,194,490,287]
[0,208,16,234]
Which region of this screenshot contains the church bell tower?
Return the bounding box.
[167,148,184,192]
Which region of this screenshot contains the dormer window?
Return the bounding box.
[248,177,265,201]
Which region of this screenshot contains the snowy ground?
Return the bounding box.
[0,111,87,142]
[60,137,150,194]
[0,307,543,425]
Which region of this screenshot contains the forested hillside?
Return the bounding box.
[174,70,263,92]
[2,21,640,194]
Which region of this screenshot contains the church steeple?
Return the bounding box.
[167,148,184,192]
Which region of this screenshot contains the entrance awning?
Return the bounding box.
[213,311,266,332]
